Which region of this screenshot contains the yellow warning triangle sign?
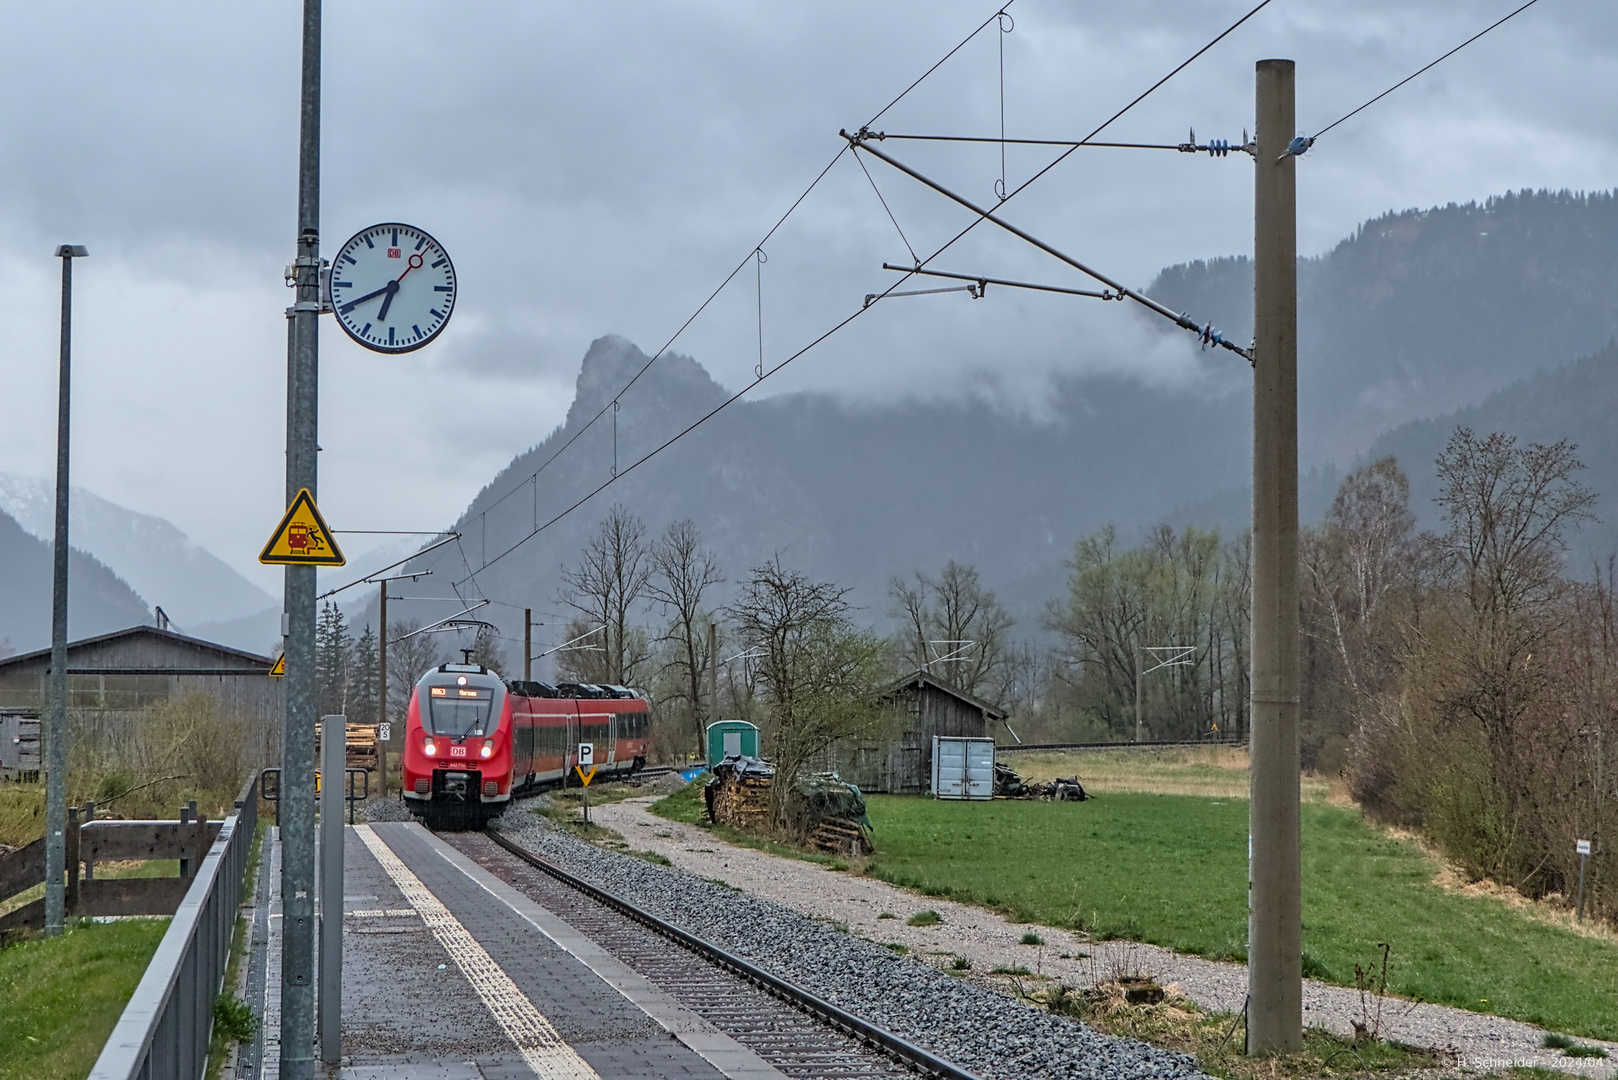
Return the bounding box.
[268,654,285,677]
[259,488,346,566]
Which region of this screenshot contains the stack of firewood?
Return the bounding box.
[708,767,772,831]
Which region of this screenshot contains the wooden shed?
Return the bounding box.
[0,625,282,766]
[819,670,1008,794]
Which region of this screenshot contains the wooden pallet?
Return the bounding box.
[808,818,872,856]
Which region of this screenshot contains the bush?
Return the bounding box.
[214,992,256,1043]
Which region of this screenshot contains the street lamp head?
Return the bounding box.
[55,245,88,258]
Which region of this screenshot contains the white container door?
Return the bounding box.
[723,731,742,758]
[965,739,996,800]
[933,736,968,798]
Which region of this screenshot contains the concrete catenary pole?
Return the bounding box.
[319,714,344,1064]
[281,1,322,1074]
[378,585,388,797]
[1248,57,1302,1056]
[1134,645,1144,745]
[45,244,86,937]
[707,620,719,759]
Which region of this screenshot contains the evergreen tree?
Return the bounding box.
[349,624,380,723]
[315,602,351,718]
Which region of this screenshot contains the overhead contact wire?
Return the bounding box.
[459,0,1263,584]
[1309,0,1545,143]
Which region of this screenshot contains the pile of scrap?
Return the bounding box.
[704,756,874,855]
[994,762,1091,802]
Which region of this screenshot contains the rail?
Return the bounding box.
[997,736,1248,753]
[88,770,260,1080]
[486,827,982,1080]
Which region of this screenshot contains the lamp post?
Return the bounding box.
[44,244,87,938]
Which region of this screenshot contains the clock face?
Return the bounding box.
[328,223,457,354]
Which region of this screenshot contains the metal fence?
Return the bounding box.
[88,770,260,1080]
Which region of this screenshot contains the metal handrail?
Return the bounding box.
[88,771,260,1080]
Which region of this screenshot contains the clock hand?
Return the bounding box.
[339,283,391,315]
[376,279,401,322]
[395,253,424,284]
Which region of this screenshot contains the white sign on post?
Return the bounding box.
[578,743,594,766]
[1577,839,1592,856]
[379,722,391,742]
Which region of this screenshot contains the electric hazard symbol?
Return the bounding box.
[259,488,346,566]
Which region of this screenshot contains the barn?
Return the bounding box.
[820,670,1008,794]
[0,625,283,767]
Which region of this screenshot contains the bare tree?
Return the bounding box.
[888,560,1013,699]
[558,505,653,686]
[647,519,723,758]
[728,558,890,828]
[387,621,444,723]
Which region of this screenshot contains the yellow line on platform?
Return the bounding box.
[355,824,601,1080]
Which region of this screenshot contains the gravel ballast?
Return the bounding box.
[497,811,1206,1080]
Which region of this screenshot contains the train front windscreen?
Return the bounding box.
[425,685,494,737]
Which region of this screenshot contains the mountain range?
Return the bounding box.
[335,190,1618,670]
[5,188,1615,664]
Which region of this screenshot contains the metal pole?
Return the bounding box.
[281,2,321,1074]
[378,586,388,798]
[319,715,344,1064]
[1248,57,1302,1056]
[524,608,533,681]
[1578,852,1589,922]
[46,246,84,937]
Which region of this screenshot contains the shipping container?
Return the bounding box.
[931,735,995,800]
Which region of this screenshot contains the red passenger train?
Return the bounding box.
[401,662,650,829]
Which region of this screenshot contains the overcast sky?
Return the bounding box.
[2,1,1613,592]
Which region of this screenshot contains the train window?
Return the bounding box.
[425,687,493,737]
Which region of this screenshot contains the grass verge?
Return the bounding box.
[1038,981,1439,1080]
[0,919,169,1080]
[864,792,1618,1040]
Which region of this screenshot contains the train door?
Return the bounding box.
[606,714,618,765]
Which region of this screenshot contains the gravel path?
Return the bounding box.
[496,806,1208,1080]
[583,797,1618,1079]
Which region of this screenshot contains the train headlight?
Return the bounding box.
[480,743,493,759]
[423,738,437,756]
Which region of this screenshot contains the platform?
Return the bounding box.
[241,821,788,1080]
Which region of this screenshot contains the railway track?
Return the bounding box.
[468,826,982,1080]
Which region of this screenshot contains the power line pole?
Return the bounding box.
[1248,57,1302,1056]
[45,244,86,938]
[281,1,322,1075]
[1134,645,1143,744]
[378,584,388,797]
[707,620,719,761]
[524,608,533,681]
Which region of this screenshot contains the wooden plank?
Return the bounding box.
[76,877,191,917]
[0,839,44,903]
[79,820,219,863]
[0,898,44,935]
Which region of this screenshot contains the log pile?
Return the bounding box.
[705,756,873,854]
[344,722,380,773]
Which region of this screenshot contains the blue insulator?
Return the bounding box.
[1286,135,1314,157]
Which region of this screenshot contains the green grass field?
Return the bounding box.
[0,919,168,1080]
[864,792,1618,1040]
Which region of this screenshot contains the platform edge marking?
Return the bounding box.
[354,824,600,1080]
[419,826,790,1080]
